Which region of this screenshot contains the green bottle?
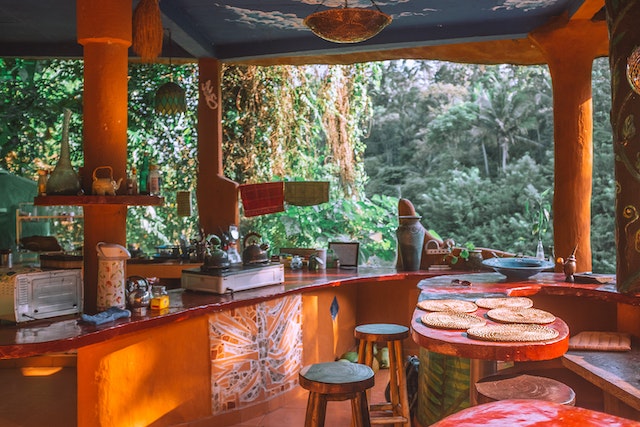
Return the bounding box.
[139,152,150,194]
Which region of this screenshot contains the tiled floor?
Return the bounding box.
[229,369,391,427]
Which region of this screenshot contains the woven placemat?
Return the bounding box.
[475,297,533,309]
[467,324,559,342]
[486,307,556,324]
[569,331,631,351]
[421,311,487,330]
[417,299,478,313]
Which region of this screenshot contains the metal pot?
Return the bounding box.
[126,275,151,314]
[202,235,230,271]
[242,232,270,265]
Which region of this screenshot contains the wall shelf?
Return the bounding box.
[34,195,164,206]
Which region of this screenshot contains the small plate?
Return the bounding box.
[482,257,555,281]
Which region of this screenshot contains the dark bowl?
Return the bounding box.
[482,257,555,281]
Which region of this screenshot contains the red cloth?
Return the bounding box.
[239,182,284,217]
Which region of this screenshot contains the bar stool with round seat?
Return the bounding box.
[355,323,411,426]
[299,361,375,427]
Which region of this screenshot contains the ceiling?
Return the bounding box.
[0,0,605,65]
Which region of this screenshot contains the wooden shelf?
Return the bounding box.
[34,195,164,206]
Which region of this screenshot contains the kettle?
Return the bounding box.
[202,234,230,271]
[242,232,270,265]
[126,275,151,315]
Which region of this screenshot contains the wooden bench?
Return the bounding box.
[561,339,640,421]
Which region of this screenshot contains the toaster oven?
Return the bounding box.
[0,268,83,323]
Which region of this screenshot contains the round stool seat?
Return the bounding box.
[300,362,375,394]
[475,374,576,406]
[354,323,410,342]
[299,362,375,427]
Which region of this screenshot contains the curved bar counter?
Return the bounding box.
[1,268,639,427]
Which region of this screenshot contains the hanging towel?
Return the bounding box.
[284,181,329,206]
[239,182,285,217]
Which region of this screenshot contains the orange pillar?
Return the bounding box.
[77,0,131,312]
[196,58,239,234]
[606,0,640,293]
[530,20,607,273]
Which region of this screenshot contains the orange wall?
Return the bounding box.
[77,316,211,427]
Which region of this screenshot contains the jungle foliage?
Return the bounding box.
[0,57,615,272]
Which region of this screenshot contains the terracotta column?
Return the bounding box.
[196,58,239,234]
[77,0,131,312]
[530,19,607,273]
[606,1,640,293]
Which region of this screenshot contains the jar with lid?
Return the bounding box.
[150,285,169,310]
[37,169,49,196]
[148,164,161,196]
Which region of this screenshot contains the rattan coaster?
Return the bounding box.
[421,311,487,330]
[475,297,534,309]
[486,307,556,324]
[467,324,560,342]
[417,299,478,313]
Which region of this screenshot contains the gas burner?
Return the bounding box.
[181,263,284,294]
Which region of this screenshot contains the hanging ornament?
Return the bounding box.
[133,0,163,62]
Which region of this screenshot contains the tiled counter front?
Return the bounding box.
[209,294,303,414]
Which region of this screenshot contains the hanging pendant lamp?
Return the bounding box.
[303,0,392,44]
[154,29,187,115]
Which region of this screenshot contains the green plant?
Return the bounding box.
[526,188,551,243]
[449,241,475,265]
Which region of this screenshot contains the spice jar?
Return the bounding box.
[150,285,169,310]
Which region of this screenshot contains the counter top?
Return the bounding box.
[0,268,437,359]
[1,268,639,360]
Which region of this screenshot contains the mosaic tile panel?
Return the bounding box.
[209,294,303,413]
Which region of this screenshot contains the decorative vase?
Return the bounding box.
[396,215,425,271]
[46,108,81,195]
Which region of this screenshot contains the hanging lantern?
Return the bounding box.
[304,0,392,44]
[154,81,186,115]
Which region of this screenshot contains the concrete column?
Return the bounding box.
[196,58,239,234]
[530,19,608,273]
[76,0,131,312]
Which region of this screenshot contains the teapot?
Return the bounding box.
[92,166,123,196]
[242,232,270,265]
[202,234,230,270]
[125,275,151,314]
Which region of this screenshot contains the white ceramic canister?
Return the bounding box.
[96,242,131,311]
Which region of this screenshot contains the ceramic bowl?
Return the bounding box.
[482,257,555,281]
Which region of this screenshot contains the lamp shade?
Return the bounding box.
[304,8,391,43]
[154,81,186,115]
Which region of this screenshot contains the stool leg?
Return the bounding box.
[358,339,367,364]
[393,340,411,427]
[387,340,400,409]
[305,392,327,427]
[352,390,372,427]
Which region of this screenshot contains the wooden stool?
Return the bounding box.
[355,323,411,426]
[475,374,576,406]
[299,361,375,427]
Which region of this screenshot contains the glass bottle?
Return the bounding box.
[139,152,149,195]
[536,239,545,260]
[126,167,138,195]
[148,164,161,196]
[37,169,49,196]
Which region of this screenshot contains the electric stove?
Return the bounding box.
[181,262,284,294]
